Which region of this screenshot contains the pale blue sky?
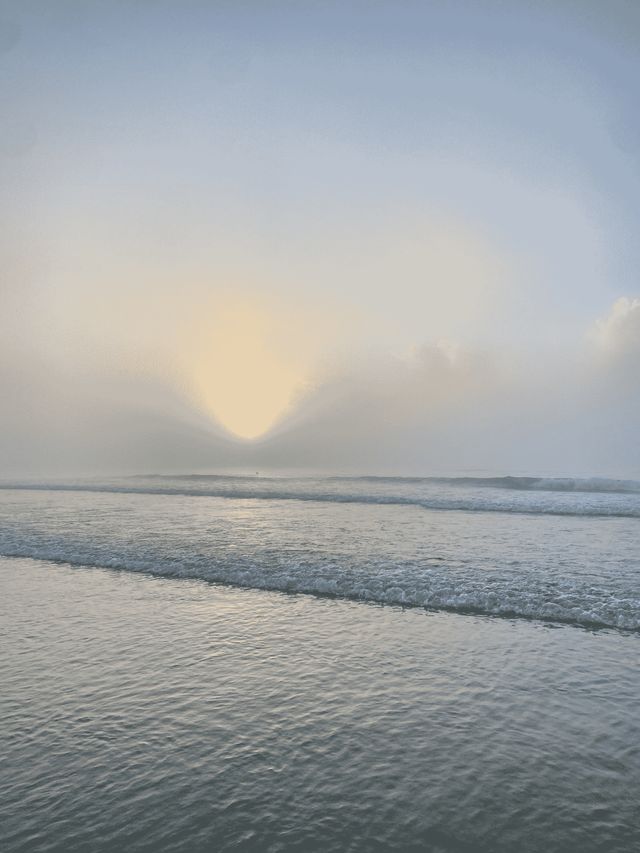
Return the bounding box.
[3,1,639,342]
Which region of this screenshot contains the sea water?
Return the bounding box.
[0,474,638,629]
[0,475,639,851]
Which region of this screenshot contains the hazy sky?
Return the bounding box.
[2,0,639,476]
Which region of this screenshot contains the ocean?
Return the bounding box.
[1,475,639,851]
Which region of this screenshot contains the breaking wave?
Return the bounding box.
[1,473,638,632]
[1,475,640,518]
[426,476,640,493]
[1,546,638,632]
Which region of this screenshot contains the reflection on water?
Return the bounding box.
[1,558,638,853]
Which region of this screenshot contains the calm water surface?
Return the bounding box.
[1,558,639,853]
[0,477,639,851]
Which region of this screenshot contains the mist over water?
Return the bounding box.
[1,297,640,478]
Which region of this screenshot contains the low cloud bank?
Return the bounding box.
[1,296,639,478]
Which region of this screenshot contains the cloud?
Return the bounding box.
[250,298,640,476]
[594,296,640,355]
[1,292,639,478]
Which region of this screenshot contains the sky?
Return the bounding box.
[1,0,639,477]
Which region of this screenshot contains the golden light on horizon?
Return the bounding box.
[191,301,308,440]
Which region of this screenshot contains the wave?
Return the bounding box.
[2,547,638,632]
[432,476,640,494]
[136,473,640,493]
[327,475,640,493]
[1,480,639,518]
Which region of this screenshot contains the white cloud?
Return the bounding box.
[594,296,640,354]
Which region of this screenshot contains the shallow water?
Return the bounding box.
[1,557,638,853]
[0,476,638,629]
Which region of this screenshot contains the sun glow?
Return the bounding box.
[191,301,308,440]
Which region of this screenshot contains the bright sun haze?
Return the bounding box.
[191,301,308,440]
